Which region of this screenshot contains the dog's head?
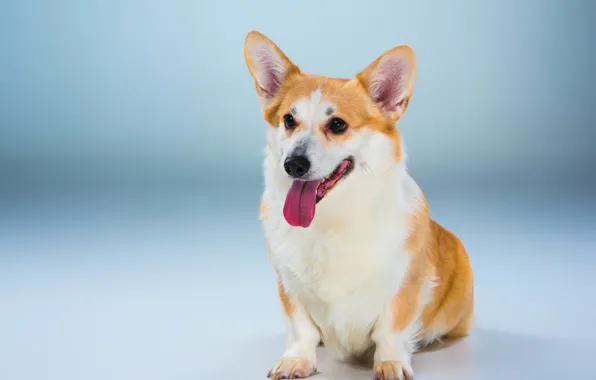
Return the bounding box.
[243,31,416,228]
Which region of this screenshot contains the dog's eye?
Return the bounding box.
[283,114,297,130]
[327,117,348,134]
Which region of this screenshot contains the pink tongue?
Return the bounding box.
[283,180,320,228]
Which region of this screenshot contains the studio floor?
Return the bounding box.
[1,192,595,380]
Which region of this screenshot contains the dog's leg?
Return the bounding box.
[371,310,415,380]
[371,280,432,380]
[268,277,320,379]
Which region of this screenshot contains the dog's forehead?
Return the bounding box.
[290,87,335,127]
[280,76,373,130]
[281,77,347,119]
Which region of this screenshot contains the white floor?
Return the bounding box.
[1,194,595,380]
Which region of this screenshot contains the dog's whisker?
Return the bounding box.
[360,162,374,178]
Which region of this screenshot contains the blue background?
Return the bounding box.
[1,1,595,379]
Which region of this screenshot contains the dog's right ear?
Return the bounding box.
[243,31,300,106]
[356,45,416,123]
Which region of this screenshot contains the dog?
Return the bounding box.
[243,30,474,380]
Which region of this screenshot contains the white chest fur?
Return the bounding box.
[262,166,416,359]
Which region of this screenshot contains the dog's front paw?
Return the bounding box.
[267,357,317,379]
[373,361,413,380]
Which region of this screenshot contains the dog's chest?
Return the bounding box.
[264,207,410,356]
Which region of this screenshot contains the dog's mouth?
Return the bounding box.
[316,157,354,203]
[283,157,354,228]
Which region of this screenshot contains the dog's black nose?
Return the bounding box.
[284,156,311,178]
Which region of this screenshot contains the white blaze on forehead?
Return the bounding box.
[290,87,335,131]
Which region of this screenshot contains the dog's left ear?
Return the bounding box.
[356,45,416,122]
[243,31,300,107]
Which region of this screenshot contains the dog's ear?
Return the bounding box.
[243,31,300,106]
[356,45,416,122]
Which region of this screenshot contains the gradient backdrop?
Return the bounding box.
[1,1,595,380]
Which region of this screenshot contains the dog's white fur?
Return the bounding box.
[261,90,430,370]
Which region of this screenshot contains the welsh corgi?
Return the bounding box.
[243,31,474,380]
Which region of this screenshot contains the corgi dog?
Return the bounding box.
[243,31,474,380]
